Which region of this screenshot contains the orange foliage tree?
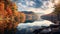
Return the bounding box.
[0,0,21,34]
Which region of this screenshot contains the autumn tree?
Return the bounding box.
[53,2,60,21]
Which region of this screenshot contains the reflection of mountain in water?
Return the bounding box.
[16,26,41,34]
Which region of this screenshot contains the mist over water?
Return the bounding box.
[12,0,60,34]
[15,0,57,30]
[11,0,59,33]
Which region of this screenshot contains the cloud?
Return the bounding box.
[26,1,35,6]
[17,0,55,14]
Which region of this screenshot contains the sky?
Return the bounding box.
[12,0,59,30]
[16,0,55,14]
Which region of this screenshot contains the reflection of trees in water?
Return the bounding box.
[33,24,60,34]
[4,28,16,34]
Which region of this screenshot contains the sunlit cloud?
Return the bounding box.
[17,0,55,14]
